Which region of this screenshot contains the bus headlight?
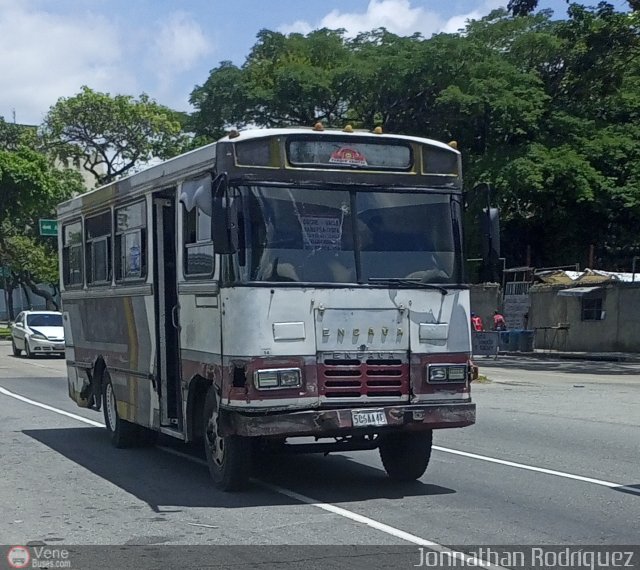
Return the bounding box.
[279,369,302,387]
[254,368,302,390]
[447,366,467,381]
[427,364,467,383]
[429,366,448,382]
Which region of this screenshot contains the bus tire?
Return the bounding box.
[379,430,433,482]
[102,370,138,448]
[203,386,251,492]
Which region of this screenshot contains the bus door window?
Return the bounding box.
[115,200,147,281]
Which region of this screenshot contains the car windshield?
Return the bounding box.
[27,314,63,327]
[238,185,460,284]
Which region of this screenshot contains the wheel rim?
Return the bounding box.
[205,406,225,467]
[105,383,117,431]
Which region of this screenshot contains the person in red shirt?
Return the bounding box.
[493,310,507,331]
[471,312,484,332]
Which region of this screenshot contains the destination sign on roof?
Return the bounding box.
[287,139,412,170]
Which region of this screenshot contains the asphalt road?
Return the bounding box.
[0,344,639,568]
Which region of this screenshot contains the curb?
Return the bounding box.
[498,351,640,363]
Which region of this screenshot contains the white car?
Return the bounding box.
[10,310,65,358]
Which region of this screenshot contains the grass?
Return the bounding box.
[475,374,492,384]
[0,326,11,340]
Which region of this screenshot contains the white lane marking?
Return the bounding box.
[0,386,503,568]
[157,447,504,568]
[2,384,637,497]
[0,386,104,427]
[433,445,640,496]
[1,385,637,556]
[186,522,219,529]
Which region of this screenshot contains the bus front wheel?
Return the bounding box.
[203,386,251,492]
[379,430,433,482]
[102,370,138,448]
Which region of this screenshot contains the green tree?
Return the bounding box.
[0,230,61,311]
[190,29,356,136]
[0,121,83,317]
[42,86,187,186]
[187,3,640,271]
[189,61,251,142]
[508,0,639,16]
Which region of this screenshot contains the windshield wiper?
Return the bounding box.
[368,278,448,295]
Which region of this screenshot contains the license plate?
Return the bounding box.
[352,409,387,427]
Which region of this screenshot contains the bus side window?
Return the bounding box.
[62,220,84,288]
[115,201,147,281]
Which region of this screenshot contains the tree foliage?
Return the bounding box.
[0,117,84,316]
[189,3,640,270]
[42,86,187,186]
[508,0,640,16]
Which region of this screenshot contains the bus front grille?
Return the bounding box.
[318,354,409,402]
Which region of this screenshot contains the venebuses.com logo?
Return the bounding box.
[5,545,71,569]
[6,546,30,569]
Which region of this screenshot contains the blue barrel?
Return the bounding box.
[508,330,521,351]
[519,330,534,352]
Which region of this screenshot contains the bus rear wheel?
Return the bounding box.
[379,430,433,482]
[203,386,251,492]
[102,370,139,448]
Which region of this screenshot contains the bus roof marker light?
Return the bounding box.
[228,129,240,139]
[343,124,354,133]
[448,140,458,149]
[313,122,324,131]
[373,126,383,134]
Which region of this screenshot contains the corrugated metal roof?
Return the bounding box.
[557,286,604,297]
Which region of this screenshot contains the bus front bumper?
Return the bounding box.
[223,402,475,438]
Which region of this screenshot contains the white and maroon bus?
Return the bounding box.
[57,125,477,491]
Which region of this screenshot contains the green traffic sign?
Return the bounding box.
[39,219,58,236]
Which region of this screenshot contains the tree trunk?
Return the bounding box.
[23,275,59,311]
[20,282,32,310]
[4,276,18,321]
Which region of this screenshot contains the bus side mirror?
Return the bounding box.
[211,173,237,255]
[481,207,501,259]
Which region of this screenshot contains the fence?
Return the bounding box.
[472,330,535,357]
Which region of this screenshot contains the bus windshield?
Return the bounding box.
[239,185,461,285]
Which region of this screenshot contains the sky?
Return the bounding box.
[0,0,630,126]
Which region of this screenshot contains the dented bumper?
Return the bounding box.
[224,402,475,438]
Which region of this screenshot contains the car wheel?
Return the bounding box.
[102,370,139,448]
[24,340,33,359]
[11,339,21,357]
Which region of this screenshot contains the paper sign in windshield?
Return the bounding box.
[329,147,368,167]
[301,216,342,250]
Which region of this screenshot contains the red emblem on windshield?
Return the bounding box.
[329,147,368,166]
